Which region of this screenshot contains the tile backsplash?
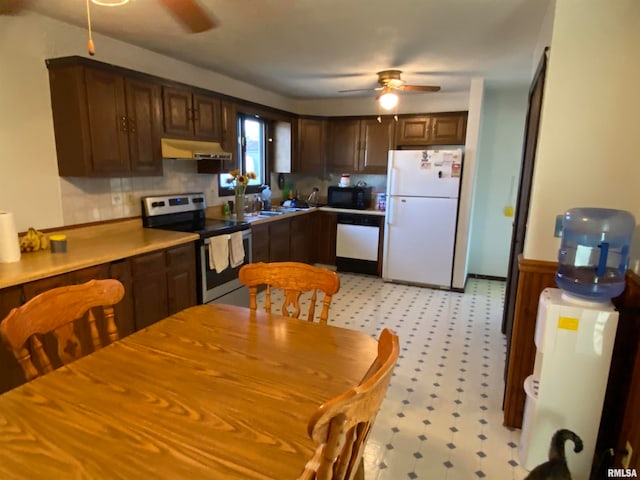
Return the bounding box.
[60,159,220,226]
[59,160,389,227]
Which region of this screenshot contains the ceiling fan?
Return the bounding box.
[339,70,441,94]
[83,0,216,55]
[340,70,440,110]
[157,0,217,33]
[0,0,217,33]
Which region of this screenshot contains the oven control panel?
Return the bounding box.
[142,193,206,217]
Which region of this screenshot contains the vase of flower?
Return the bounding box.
[226,169,256,221]
[234,191,245,220]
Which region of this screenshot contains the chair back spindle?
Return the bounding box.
[239,262,339,324]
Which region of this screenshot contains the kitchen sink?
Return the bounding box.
[258,210,286,217]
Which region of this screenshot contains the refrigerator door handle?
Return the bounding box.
[386,197,394,225]
[388,166,396,196]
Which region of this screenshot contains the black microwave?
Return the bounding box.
[327,186,372,210]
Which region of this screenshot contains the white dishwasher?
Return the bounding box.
[335,213,381,275]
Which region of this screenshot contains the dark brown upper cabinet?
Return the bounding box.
[395,112,467,146]
[46,59,163,177]
[295,118,327,174]
[196,99,237,174]
[162,86,222,141]
[328,118,360,172]
[328,117,395,174]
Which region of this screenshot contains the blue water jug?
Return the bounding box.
[556,208,635,300]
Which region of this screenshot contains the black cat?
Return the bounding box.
[524,429,584,480]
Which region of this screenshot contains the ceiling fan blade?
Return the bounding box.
[338,88,379,93]
[0,0,32,15]
[158,0,217,33]
[400,85,441,92]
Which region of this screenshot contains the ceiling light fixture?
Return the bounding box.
[91,0,130,6]
[378,89,399,111]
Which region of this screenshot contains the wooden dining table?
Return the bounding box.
[0,303,378,479]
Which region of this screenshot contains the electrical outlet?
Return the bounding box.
[111,193,123,206]
[622,441,633,469]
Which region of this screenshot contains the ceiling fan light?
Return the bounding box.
[379,91,398,110]
[91,0,130,6]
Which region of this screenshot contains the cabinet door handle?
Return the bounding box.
[120,115,128,132]
[128,117,136,134]
[192,108,199,122]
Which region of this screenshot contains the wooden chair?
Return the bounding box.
[0,279,125,381]
[298,328,400,480]
[239,262,340,324]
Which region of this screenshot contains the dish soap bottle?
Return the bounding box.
[261,186,272,210]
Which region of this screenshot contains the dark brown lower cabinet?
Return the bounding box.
[290,214,313,264]
[132,250,169,330]
[166,243,197,315]
[0,286,25,394]
[313,211,337,266]
[132,243,196,330]
[251,222,270,263]
[0,242,196,394]
[269,219,291,263]
[251,215,314,265]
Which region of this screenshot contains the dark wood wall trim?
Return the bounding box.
[612,270,640,470]
[503,255,556,428]
[503,258,640,473]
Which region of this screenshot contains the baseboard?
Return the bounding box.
[468,273,507,282]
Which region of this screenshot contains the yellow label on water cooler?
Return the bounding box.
[558,316,579,331]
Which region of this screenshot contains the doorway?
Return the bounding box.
[501,48,549,369]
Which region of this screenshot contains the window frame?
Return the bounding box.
[218,112,270,197]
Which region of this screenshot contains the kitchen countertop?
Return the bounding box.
[206,206,385,224]
[318,206,386,216]
[0,219,198,290]
[0,207,387,290]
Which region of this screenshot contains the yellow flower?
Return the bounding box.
[227,170,256,192]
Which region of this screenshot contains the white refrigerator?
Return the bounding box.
[383,149,462,288]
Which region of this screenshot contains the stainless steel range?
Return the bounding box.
[141,192,252,307]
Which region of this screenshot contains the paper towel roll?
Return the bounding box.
[0,212,21,263]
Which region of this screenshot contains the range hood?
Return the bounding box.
[161,138,232,160]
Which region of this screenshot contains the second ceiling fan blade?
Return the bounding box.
[158,0,217,33]
[339,88,377,93]
[400,85,441,92]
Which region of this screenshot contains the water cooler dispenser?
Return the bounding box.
[519,208,635,480]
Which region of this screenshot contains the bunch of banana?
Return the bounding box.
[19,228,49,253]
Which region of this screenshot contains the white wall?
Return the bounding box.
[293,92,470,117]
[523,0,640,262]
[468,86,528,277]
[0,12,296,232]
[0,11,473,234]
[3,11,531,289]
[531,0,556,73]
[452,78,485,289]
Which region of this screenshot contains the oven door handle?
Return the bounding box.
[204,236,231,246]
[203,230,251,245]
